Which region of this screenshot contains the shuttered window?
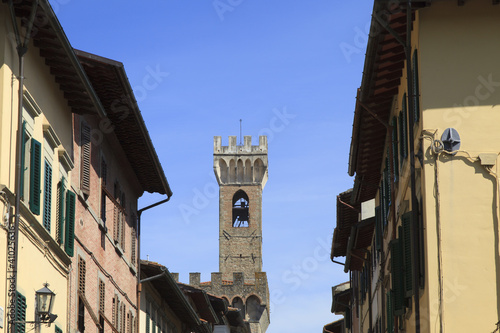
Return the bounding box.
[43,161,52,232]
[146,311,150,333]
[78,256,86,294]
[20,121,27,200]
[112,296,117,328]
[401,95,408,162]
[412,50,420,123]
[402,212,413,298]
[56,178,66,245]
[375,206,381,251]
[81,123,91,196]
[131,227,137,266]
[101,190,107,224]
[55,326,63,333]
[391,236,405,316]
[386,291,394,333]
[391,117,399,182]
[64,190,76,257]
[99,280,105,313]
[15,291,27,333]
[29,138,42,215]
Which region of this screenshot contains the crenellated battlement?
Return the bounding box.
[188,272,270,306]
[214,136,268,154]
[213,136,268,187]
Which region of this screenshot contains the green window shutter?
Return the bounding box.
[146,312,150,333]
[391,237,405,316]
[402,212,413,298]
[398,112,404,167]
[15,291,27,333]
[43,161,52,232]
[386,291,394,333]
[20,121,27,200]
[375,206,381,251]
[57,178,66,245]
[55,326,63,333]
[65,190,76,257]
[29,138,42,215]
[384,158,391,214]
[391,117,399,181]
[402,94,408,160]
[412,50,420,123]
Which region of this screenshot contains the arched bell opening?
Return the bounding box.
[232,190,249,227]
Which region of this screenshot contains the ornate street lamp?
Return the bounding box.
[35,283,57,324]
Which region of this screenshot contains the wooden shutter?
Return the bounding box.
[81,123,91,196]
[412,50,420,123]
[345,307,351,329]
[55,326,63,333]
[78,256,86,294]
[114,205,119,242]
[375,206,381,251]
[402,95,408,160]
[145,311,150,333]
[391,237,405,315]
[65,190,76,257]
[57,178,66,245]
[29,138,42,215]
[120,212,126,250]
[20,121,26,200]
[402,212,413,297]
[386,291,394,333]
[99,280,105,313]
[43,161,52,232]
[15,291,27,333]
[391,117,399,182]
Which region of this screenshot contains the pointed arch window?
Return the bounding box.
[232,190,249,227]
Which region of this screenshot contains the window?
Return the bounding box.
[43,161,53,231]
[78,296,85,333]
[131,227,136,266]
[78,257,86,294]
[232,190,249,227]
[99,279,105,313]
[55,326,63,333]
[64,190,76,257]
[56,178,66,245]
[81,123,91,196]
[412,50,420,123]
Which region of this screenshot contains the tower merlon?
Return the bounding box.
[189,272,201,286]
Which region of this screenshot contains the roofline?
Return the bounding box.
[140,261,205,330]
[74,50,172,197]
[37,0,107,118]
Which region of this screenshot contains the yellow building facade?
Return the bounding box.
[0,2,107,333]
[331,1,500,332]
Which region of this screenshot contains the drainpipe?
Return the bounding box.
[135,196,172,333]
[7,2,38,333]
[405,1,421,332]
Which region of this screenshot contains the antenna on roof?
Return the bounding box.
[239,119,242,145]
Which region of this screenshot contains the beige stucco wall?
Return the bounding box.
[419,1,500,332]
[0,7,72,333]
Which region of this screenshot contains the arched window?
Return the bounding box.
[219,159,228,183]
[244,159,252,182]
[229,159,236,183]
[237,159,244,183]
[232,297,245,317]
[246,295,263,321]
[232,190,249,227]
[254,158,264,182]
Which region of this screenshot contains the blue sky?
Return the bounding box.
[50,1,372,331]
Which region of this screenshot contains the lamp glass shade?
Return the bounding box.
[36,285,55,315]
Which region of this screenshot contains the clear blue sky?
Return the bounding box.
[50,1,373,331]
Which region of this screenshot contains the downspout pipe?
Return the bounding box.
[7,2,38,333]
[136,195,172,333]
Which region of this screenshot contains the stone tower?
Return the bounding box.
[190,135,270,333]
[214,135,268,280]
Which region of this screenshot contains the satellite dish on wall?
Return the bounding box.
[441,128,461,154]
